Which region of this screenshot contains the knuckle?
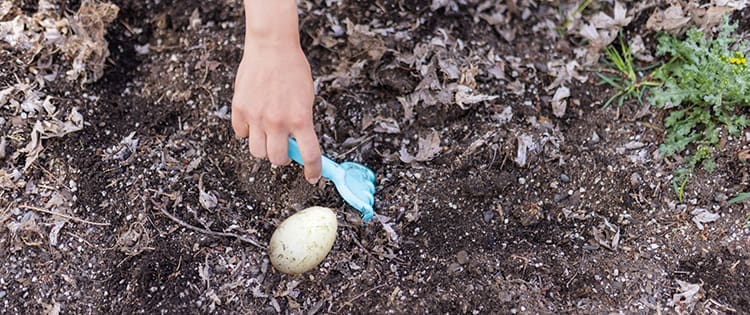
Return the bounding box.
[302,149,321,164]
[246,111,262,123]
[289,115,309,129]
[269,155,290,166]
[264,113,285,127]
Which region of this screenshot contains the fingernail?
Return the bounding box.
[308,176,320,185]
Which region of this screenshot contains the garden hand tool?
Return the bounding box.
[288,138,376,221]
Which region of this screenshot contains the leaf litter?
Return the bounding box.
[3,0,750,313]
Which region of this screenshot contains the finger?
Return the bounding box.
[292,129,322,184]
[231,110,249,139]
[248,125,267,158]
[266,132,291,166]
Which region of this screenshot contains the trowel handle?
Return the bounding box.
[287,138,343,180]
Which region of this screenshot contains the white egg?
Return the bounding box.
[268,206,338,274]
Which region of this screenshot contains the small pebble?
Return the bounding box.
[591,131,600,144]
[553,193,569,202]
[483,210,494,223]
[630,173,642,186]
[714,193,728,203]
[624,141,645,150]
[560,174,570,183]
[518,177,526,185]
[0,290,5,299]
[457,250,469,265]
[448,262,462,273]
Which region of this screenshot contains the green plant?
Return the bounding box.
[650,16,750,201]
[597,34,660,108]
[728,192,750,204]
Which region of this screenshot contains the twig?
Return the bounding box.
[20,204,110,226]
[156,204,265,249]
[341,284,387,308]
[65,231,97,248]
[338,135,375,157]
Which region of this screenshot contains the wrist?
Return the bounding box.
[243,0,300,49]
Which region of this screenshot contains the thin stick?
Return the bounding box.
[342,284,387,307]
[20,205,110,226]
[157,205,265,249]
[65,231,97,248]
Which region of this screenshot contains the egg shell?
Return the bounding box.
[268,207,338,274]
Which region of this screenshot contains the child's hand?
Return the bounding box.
[231,43,322,184]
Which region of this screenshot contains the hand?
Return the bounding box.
[231,43,322,184]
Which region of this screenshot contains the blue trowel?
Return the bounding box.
[288,138,376,221]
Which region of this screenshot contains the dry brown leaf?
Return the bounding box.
[0,137,6,160]
[629,35,654,62]
[20,108,84,169]
[430,0,459,12]
[646,4,692,34]
[0,1,13,19]
[6,211,41,235]
[691,5,734,30]
[546,59,588,90]
[373,117,401,134]
[344,19,387,61]
[671,280,703,314]
[64,0,119,82]
[38,108,84,138]
[577,1,633,65]
[551,86,570,118]
[454,85,498,109]
[43,301,61,315]
[400,131,442,163]
[515,134,535,167]
[0,168,22,189]
[104,131,139,161]
[198,176,218,211]
[738,149,750,163]
[397,96,415,121]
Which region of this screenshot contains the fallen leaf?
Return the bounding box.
[397,96,415,121]
[671,280,703,314]
[592,216,620,250]
[515,134,536,167]
[493,105,513,124]
[737,149,750,163]
[198,175,218,210]
[0,137,6,160]
[376,214,400,244]
[646,4,692,34]
[0,168,22,189]
[373,117,401,134]
[64,1,119,82]
[629,35,653,62]
[551,86,570,118]
[454,85,498,109]
[43,301,61,315]
[48,221,65,246]
[546,59,588,90]
[400,131,442,163]
[104,131,139,161]
[690,208,720,230]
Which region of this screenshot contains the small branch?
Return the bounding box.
[20,205,110,226]
[341,284,387,308]
[156,204,265,249]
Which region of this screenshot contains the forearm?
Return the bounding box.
[243,0,300,49]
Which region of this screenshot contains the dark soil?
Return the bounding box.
[1,0,749,314]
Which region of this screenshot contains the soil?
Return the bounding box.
[1,0,749,314]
